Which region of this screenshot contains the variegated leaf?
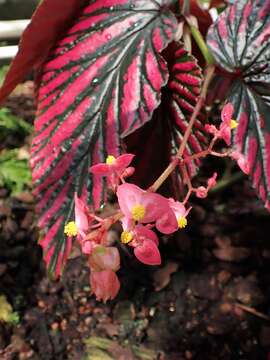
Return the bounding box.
[207,0,270,210]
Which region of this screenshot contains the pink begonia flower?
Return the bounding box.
[121,224,161,265]
[64,193,96,255]
[231,151,250,174]
[117,183,178,234]
[205,103,237,146]
[89,246,120,272]
[168,199,191,229]
[65,193,112,255]
[90,269,120,303]
[90,154,134,190]
[219,102,234,145]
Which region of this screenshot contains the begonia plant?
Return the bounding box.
[0,0,269,302]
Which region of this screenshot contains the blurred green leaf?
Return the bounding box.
[0,295,20,325]
[0,149,31,194]
[0,107,33,141]
[0,65,9,86]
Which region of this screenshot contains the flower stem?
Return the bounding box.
[150,64,215,192]
[189,24,215,65]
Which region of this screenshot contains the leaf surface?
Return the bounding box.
[31,0,177,276]
[207,0,270,210]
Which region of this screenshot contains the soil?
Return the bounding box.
[1,88,270,360]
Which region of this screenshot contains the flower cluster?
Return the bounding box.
[62,102,249,302]
[205,103,249,174]
[64,193,121,302]
[117,183,190,265]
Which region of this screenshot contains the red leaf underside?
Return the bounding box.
[0,0,87,102]
[164,43,206,181]
[31,0,178,276]
[207,0,270,210]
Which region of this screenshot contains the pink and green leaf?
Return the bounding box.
[207,0,270,210]
[31,0,178,276]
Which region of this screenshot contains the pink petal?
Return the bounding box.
[231,151,250,174]
[121,216,134,231]
[89,163,111,175]
[155,208,178,234]
[113,154,134,171]
[220,125,231,146]
[134,225,159,245]
[74,193,89,234]
[169,198,186,218]
[90,270,120,303]
[221,102,234,123]
[81,240,94,255]
[117,183,143,218]
[141,192,169,223]
[134,239,161,266]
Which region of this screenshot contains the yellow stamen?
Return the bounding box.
[230,119,238,129]
[131,204,146,222]
[178,217,187,229]
[64,221,78,237]
[106,155,116,165]
[121,231,133,244]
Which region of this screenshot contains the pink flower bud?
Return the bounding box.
[195,186,208,198]
[207,172,217,189]
[121,166,135,178]
[90,270,120,303]
[205,124,218,135]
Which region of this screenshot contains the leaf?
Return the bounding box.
[31,0,178,277]
[164,42,206,179]
[0,107,33,143]
[0,149,31,194]
[207,0,270,210]
[0,0,86,102]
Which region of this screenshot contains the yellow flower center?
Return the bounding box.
[178,217,187,229]
[230,119,238,129]
[64,221,78,237]
[121,231,133,244]
[106,155,116,165]
[131,204,146,222]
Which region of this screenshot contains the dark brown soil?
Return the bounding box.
[1,90,270,360]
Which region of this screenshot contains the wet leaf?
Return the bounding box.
[207,0,270,210]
